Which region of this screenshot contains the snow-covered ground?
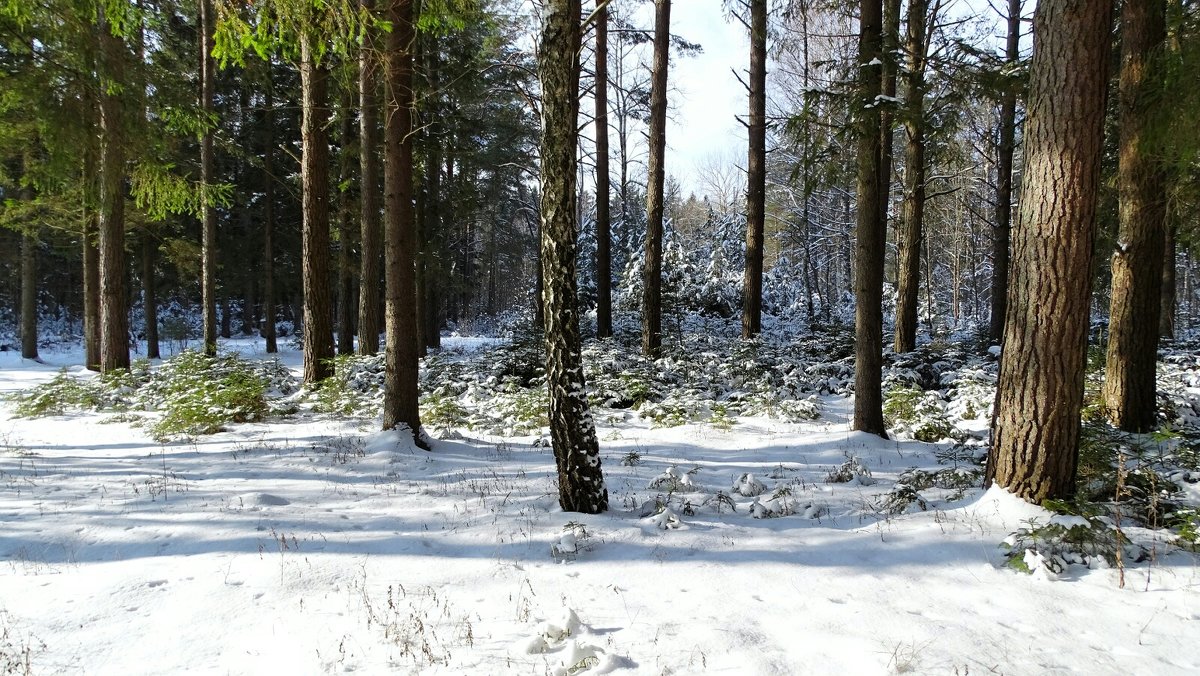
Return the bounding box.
[1,338,1199,675]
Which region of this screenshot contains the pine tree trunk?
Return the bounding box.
[382,0,424,445]
[262,73,278,354]
[358,2,382,355]
[83,209,101,369]
[20,230,38,361]
[741,0,767,339]
[142,234,160,358]
[300,36,335,383]
[98,12,129,373]
[988,0,1113,503]
[989,0,1021,344]
[594,0,613,340]
[338,92,356,356]
[420,42,442,351]
[1162,222,1176,338]
[894,0,929,354]
[1103,0,1167,433]
[539,0,608,514]
[200,0,217,356]
[642,0,670,358]
[853,0,887,436]
[878,0,900,254]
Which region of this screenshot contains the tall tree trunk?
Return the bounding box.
[894,0,930,354]
[878,0,901,264]
[989,0,1021,343]
[20,231,38,361]
[338,92,356,356]
[420,41,442,351]
[1103,0,1167,433]
[382,0,424,445]
[642,0,670,358]
[988,0,1113,503]
[262,73,278,354]
[358,0,382,355]
[300,35,335,383]
[594,0,613,340]
[98,11,129,373]
[142,234,160,358]
[199,0,217,356]
[539,0,608,514]
[1162,222,1176,338]
[84,210,101,369]
[853,0,887,436]
[742,0,767,339]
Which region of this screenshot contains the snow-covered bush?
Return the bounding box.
[141,351,273,440]
[882,384,954,442]
[1002,505,1143,577]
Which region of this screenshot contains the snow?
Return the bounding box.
[2,339,1199,675]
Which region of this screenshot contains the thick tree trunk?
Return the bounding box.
[262,75,278,354]
[98,13,129,373]
[382,0,424,445]
[988,0,1113,503]
[594,0,613,340]
[200,0,217,356]
[642,0,670,358]
[1103,0,1168,433]
[853,0,887,436]
[894,0,929,354]
[142,234,160,358]
[741,0,767,339]
[299,36,335,383]
[989,0,1021,344]
[539,0,608,514]
[358,0,382,355]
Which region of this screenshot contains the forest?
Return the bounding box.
[1,0,1200,673]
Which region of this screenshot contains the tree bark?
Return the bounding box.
[853,0,887,436]
[20,231,38,361]
[594,0,613,340]
[98,11,129,373]
[989,0,1021,344]
[300,35,335,383]
[741,0,767,339]
[382,0,424,445]
[642,0,670,358]
[878,0,900,266]
[262,71,278,354]
[338,92,356,356]
[894,0,930,354]
[84,210,101,369]
[1162,222,1176,338]
[1103,0,1168,433]
[200,0,217,356]
[142,233,160,358]
[539,0,608,514]
[988,0,1113,503]
[359,0,382,355]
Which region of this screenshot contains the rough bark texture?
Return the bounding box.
[358,0,382,355]
[988,0,1113,503]
[989,0,1022,343]
[200,0,217,356]
[894,0,929,354]
[300,36,335,383]
[741,0,767,339]
[594,0,613,340]
[1103,0,1167,433]
[142,234,159,359]
[382,0,424,444]
[98,13,129,373]
[853,0,887,436]
[262,76,278,354]
[642,0,670,358]
[538,0,608,514]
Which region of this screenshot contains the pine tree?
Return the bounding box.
[642,0,670,358]
[741,0,767,339]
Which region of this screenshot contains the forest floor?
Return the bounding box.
[1,325,1199,675]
